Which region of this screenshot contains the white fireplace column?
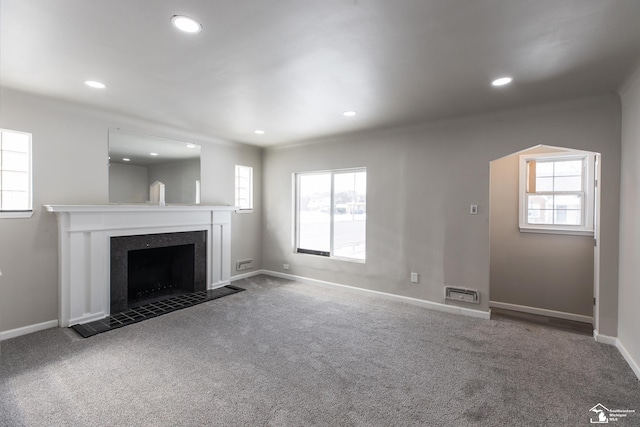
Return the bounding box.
[44,205,236,327]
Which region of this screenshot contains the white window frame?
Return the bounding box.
[0,128,33,219]
[518,151,595,235]
[294,167,366,263]
[234,165,253,213]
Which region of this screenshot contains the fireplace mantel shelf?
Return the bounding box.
[44,204,238,213]
[45,204,234,327]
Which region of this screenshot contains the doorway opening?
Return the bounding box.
[489,145,601,332]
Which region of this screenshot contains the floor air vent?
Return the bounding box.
[445,286,480,304]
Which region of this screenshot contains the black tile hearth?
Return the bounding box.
[71,285,245,338]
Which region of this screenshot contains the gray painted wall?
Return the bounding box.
[619,65,640,373]
[490,146,594,317]
[0,88,262,333]
[262,95,620,335]
[109,162,149,203]
[0,88,623,341]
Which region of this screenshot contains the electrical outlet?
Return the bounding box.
[470,204,478,215]
[411,272,419,283]
[283,263,290,270]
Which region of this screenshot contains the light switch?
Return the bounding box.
[470,204,478,215]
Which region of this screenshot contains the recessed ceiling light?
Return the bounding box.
[171,15,202,33]
[84,80,106,89]
[254,130,265,135]
[150,152,159,156]
[491,77,513,87]
[343,111,357,117]
[123,158,130,162]
[186,144,196,148]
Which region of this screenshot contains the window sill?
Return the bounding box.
[295,250,366,264]
[0,211,34,219]
[332,256,366,264]
[519,227,594,237]
[235,208,253,214]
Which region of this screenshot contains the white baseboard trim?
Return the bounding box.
[262,270,490,320]
[616,339,640,382]
[231,269,266,282]
[489,300,593,324]
[594,331,640,382]
[69,312,107,326]
[209,280,231,289]
[593,330,618,346]
[0,319,58,341]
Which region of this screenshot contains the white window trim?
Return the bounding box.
[0,128,33,219]
[234,165,253,213]
[0,211,34,219]
[518,151,595,236]
[294,167,366,263]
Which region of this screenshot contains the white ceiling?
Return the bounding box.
[2,0,640,147]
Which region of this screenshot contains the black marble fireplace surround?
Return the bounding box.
[110,231,207,313]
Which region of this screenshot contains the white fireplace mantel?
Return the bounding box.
[44,204,236,327]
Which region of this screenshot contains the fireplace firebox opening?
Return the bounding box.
[127,244,195,308]
[110,231,207,314]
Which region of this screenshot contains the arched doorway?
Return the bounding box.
[489,145,600,330]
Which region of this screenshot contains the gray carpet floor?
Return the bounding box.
[1,275,638,426]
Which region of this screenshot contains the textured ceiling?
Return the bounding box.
[2,0,640,147]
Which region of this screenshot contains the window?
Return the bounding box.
[295,168,366,261]
[519,151,595,235]
[0,129,32,218]
[234,165,253,212]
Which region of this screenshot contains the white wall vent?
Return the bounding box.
[236,259,254,271]
[445,286,480,304]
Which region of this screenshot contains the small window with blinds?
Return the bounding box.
[519,151,595,235]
